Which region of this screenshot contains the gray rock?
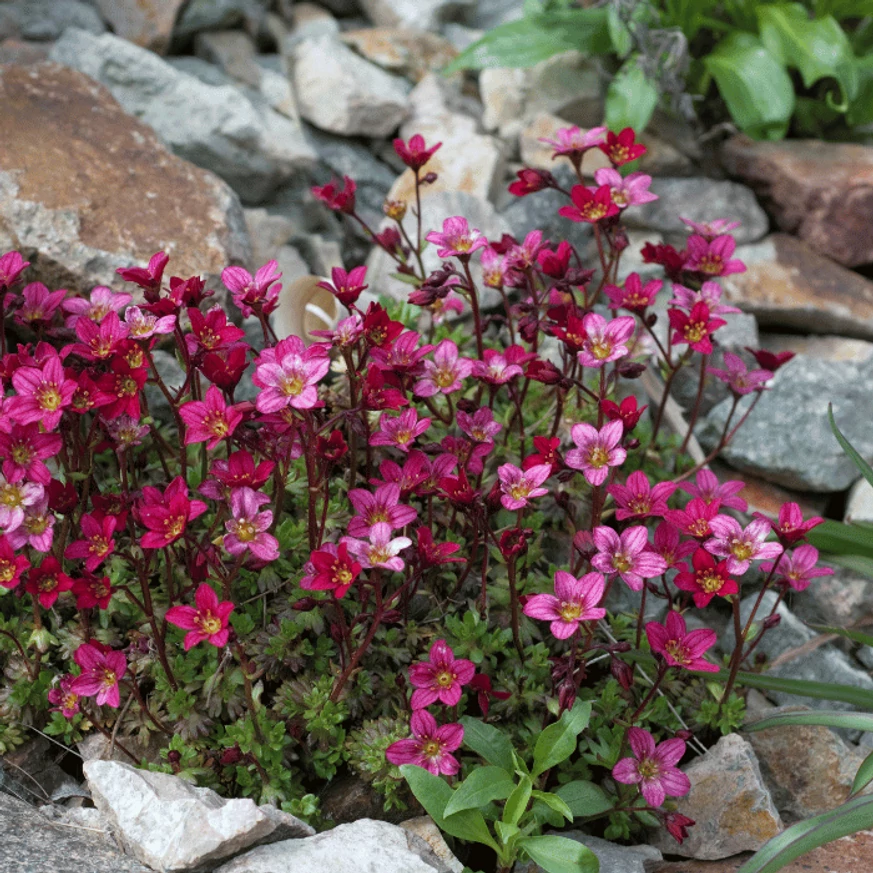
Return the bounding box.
[758,333,873,364]
[623,177,769,244]
[212,818,456,873]
[400,817,463,873]
[442,23,484,52]
[84,760,314,872]
[522,51,602,128]
[697,354,873,492]
[290,35,410,137]
[651,734,782,859]
[0,791,152,873]
[1,0,105,41]
[50,29,316,205]
[359,0,474,32]
[244,208,297,264]
[516,833,660,873]
[93,0,186,55]
[195,30,262,88]
[468,0,525,28]
[788,566,873,631]
[847,479,873,524]
[174,0,270,40]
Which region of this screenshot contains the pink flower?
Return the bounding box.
[613,728,690,808]
[604,273,662,313]
[116,251,169,296]
[123,305,176,339]
[684,234,746,277]
[523,571,606,640]
[668,302,726,355]
[70,641,127,708]
[62,287,132,328]
[7,495,54,553]
[253,341,330,413]
[664,497,729,540]
[539,125,606,160]
[457,408,502,444]
[347,483,417,538]
[64,512,117,572]
[8,354,77,430]
[0,250,29,289]
[426,216,488,259]
[471,349,523,385]
[708,352,773,396]
[679,469,747,512]
[394,134,441,171]
[758,502,825,546]
[648,522,697,571]
[599,128,646,166]
[0,477,43,534]
[673,548,738,608]
[669,281,741,317]
[67,310,130,360]
[591,526,667,591]
[0,534,29,589]
[48,675,81,718]
[224,487,278,562]
[414,339,472,397]
[705,516,782,576]
[312,176,356,214]
[137,477,207,549]
[577,313,636,369]
[369,409,431,453]
[558,184,619,224]
[409,639,475,709]
[317,266,368,309]
[497,463,551,511]
[303,542,362,598]
[222,260,282,317]
[386,710,464,776]
[609,471,677,521]
[166,583,235,650]
[760,544,833,591]
[565,419,627,486]
[0,424,61,485]
[646,611,719,672]
[593,168,658,208]
[13,282,67,328]
[680,217,740,239]
[180,385,244,450]
[343,522,411,571]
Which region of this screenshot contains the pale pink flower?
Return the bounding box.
[705,516,783,575]
[539,125,607,159]
[347,483,417,537]
[577,313,636,369]
[222,260,282,317]
[565,420,627,486]
[414,339,472,397]
[680,217,741,239]
[369,409,431,453]
[224,487,278,561]
[123,305,176,339]
[761,544,833,591]
[180,385,245,450]
[669,280,741,316]
[523,571,606,640]
[62,286,132,328]
[0,477,43,534]
[7,495,54,552]
[498,463,551,511]
[679,469,747,512]
[593,168,658,208]
[708,352,772,396]
[386,710,463,776]
[613,728,690,807]
[343,522,411,571]
[69,642,127,707]
[409,639,475,709]
[253,345,330,413]
[591,526,667,591]
[425,217,488,259]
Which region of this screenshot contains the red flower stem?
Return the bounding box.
[628,662,668,723]
[507,556,524,660]
[460,258,485,360]
[124,679,173,736]
[330,579,384,702]
[636,584,648,649]
[721,594,746,712]
[87,712,139,764]
[679,353,709,455]
[234,643,268,745]
[413,171,427,277]
[134,561,178,692]
[0,628,36,681]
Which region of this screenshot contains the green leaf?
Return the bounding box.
[758,4,857,109]
[503,776,533,826]
[806,519,873,560]
[444,767,516,817]
[717,669,873,709]
[442,9,611,73]
[555,780,614,817]
[605,56,660,134]
[532,702,592,778]
[737,794,873,873]
[459,718,515,774]
[746,710,873,733]
[607,5,633,58]
[852,749,873,796]
[399,765,499,850]
[494,820,520,845]
[519,835,599,873]
[703,33,795,139]
[531,790,574,822]
[829,403,873,489]
[805,622,873,648]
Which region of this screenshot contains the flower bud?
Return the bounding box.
[422,172,438,185]
[763,614,782,630]
[383,199,407,221]
[610,657,634,690]
[292,597,318,612]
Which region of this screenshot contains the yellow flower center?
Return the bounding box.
[282,374,305,396]
[204,411,229,437]
[101,668,117,689]
[11,445,33,465]
[664,640,690,665]
[612,553,631,573]
[435,369,455,389]
[0,485,22,507]
[37,383,62,411]
[198,613,223,636]
[422,740,442,758]
[730,540,753,562]
[435,671,456,688]
[589,339,613,360]
[559,601,583,622]
[163,516,186,540]
[234,520,258,543]
[698,571,723,593]
[698,255,723,275]
[587,447,609,468]
[684,322,707,344]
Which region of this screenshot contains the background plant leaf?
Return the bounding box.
[828,403,873,489]
[532,702,592,778]
[605,56,660,134]
[459,718,515,774]
[518,835,599,873]
[746,710,873,733]
[720,669,873,708]
[555,779,613,817]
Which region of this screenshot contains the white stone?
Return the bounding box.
[359,0,474,32]
[400,817,463,873]
[847,478,873,524]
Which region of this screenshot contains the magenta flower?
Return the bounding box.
[669,281,741,317]
[64,512,117,572]
[705,516,782,576]
[648,522,697,571]
[253,342,330,413]
[759,502,825,546]
[425,217,488,259]
[347,483,417,538]
[538,125,606,160]
[62,286,132,328]
[394,133,442,172]
[7,495,54,553]
[302,542,362,598]
[665,497,729,540]
[48,675,81,719]
[68,310,130,361]
[609,471,677,521]
[668,302,726,355]
[497,463,551,511]
[684,234,746,277]
[708,352,773,396]
[370,330,433,374]
[166,583,235,650]
[604,273,662,313]
[0,250,29,289]
[761,544,833,591]
[680,217,740,239]
[673,548,738,608]
[222,260,282,317]
[116,250,168,295]
[679,469,747,513]
[565,420,627,486]
[180,385,245,450]
[317,266,368,308]
[137,477,208,549]
[613,728,690,808]
[409,639,475,709]
[558,184,619,224]
[646,611,719,672]
[524,571,606,640]
[13,282,67,329]
[577,313,636,369]
[224,487,278,562]
[457,408,502,444]
[8,354,77,430]
[123,305,176,339]
[0,424,61,486]
[386,710,464,776]
[593,168,658,208]
[591,526,667,591]
[471,349,523,385]
[369,409,431,453]
[414,339,473,397]
[343,522,411,571]
[25,556,72,607]
[69,641,127,708]
[0,534,30,590]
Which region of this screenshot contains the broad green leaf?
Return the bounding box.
[442,9,611,74]
[758,4,857,109]
[444,767,516,817]
[495,820,521,845]
[519,835,599,873]
[746,710,873,733]
[847,56,873,126]
[717,669,873,709]
[532,702,592,778]
[703,33,795,139]
[607,5,633,58]
[555,780,614,817]
[806,520,873,560]
[806,622,873,648]
[829,403,873,489]
[503,776,533,826]
[531,790,574,822]
[399,765,498,850]
[853,749,873,796]
[737,794,873,873]
[459,718,515,774]
[605,56,660,134]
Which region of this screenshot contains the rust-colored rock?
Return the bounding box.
[0,39,51,65]
[93,0,186,54]
[650,829,873,873]
[0,63,250,296]
[721,135,873,267]
[723,234,873,340]
[341,27,458,83]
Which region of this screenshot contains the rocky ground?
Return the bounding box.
[2,1,873,872]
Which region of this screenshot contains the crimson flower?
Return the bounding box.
[508,167,555,197]
[201,451,274,500]
[117,251,169,296]
[386,710,463,776]
[48,675,81,719]
[317,266,368,308]
[71,573,113,610]
[96,358,147,420]
[415,527,463,567]
[613,728,690,807]
[664,812,696,845]
[646,611,719,672]
[165,583,234,650]
[202,346,249,391]
[0,534,29,589]
[558,185,619,224]
[598,127,646,166]
[312,175,356,214]
[745,347,795,372]
[137,477,207,549]
[186,306,246,356]
[668,302,726,355]
[393,134,441,172]
[523,436,562,475]
[70,641,126,708]
[25,556,73,608]
[360,366,408,411]
[304,542,362,598]
[362,302,404,348]
[469,674,511,718]
[65,512,117,572]
[604,273,662,313]
[756,501,824,546]
[600,396,647,434]
[180,385,244,450]
[673,548,738,608]
[409,639,475,709]
[438,469,479,506]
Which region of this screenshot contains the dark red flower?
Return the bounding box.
[558,185,619,224]
[745,347,795,372]
[393,134,441,172]
[317,430,348,463]
[600,396,647,434]
[416,527,463,568]
[469,674,511,718]
[523,437,562,474]
[361,303,404,349]
[312,176,356,214]
[599,127,646,166]
[508,168,555,197]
